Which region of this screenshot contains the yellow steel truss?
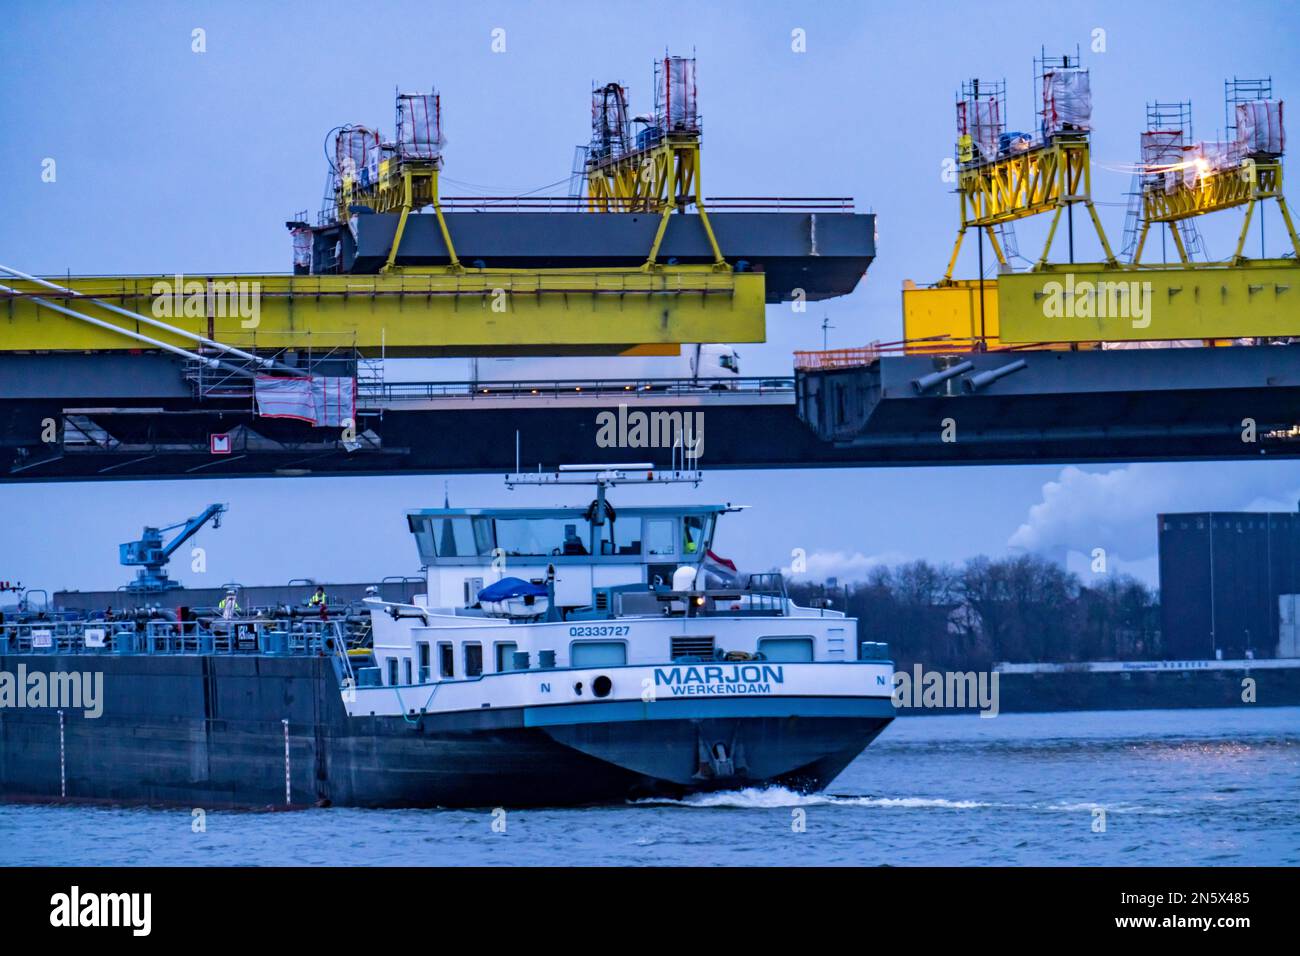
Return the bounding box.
[943,138,1118,280]
[1131,159,1300,266]
[585,135,727,270]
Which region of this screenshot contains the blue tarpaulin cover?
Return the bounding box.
[478,577,547,602]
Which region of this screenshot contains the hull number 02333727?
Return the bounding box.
[569,625,631,637]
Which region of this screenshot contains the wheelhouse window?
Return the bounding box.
[494,517,591,557]
[408,515,494,562]
[683,515,711,556]
[387,658,399,686]
[438,642,454,678]
[599,516,642,556]
[645,518,676,557]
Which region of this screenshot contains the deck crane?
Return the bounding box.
[119,504,228,593]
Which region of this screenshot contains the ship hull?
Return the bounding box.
[0,654,892,809]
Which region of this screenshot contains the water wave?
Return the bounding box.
[631,787,994,810]
[631,787,1178,815]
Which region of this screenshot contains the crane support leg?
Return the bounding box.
[1232,200,1258,264]
[1276,195,1300,259]
[943,228,967,283]
[1035,207,1065,271]
[1084,201,1119,266]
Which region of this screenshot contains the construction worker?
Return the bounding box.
[219,589,241,620]
[683,516,703,555]
[308,585,330,622]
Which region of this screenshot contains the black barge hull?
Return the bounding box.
[0,654,890,809]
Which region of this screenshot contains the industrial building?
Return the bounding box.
[1158,508,1300,659]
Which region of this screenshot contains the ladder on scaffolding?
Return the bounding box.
[1120,170,1206,264]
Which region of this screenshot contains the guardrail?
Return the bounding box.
[794,346,883,370]
[0,619,349,657]
[426,196,855,213]
[359,376,796,404]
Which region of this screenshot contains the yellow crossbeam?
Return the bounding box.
[906,261,1300,345]
[0,268,766,357]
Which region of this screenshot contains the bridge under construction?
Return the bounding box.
[1,53,1296,482]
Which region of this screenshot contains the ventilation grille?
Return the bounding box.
[671,635,715,661]
[594,590,609,612]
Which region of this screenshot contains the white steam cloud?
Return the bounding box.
[1009,463,1300,566]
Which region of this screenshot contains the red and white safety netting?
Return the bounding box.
[254,376,356,428]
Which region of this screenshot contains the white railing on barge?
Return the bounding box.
[0,618,349,658]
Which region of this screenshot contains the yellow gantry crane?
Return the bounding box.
[582,57,728,270]
[943,60,1118,283]
[1129,80,1300,267]
[906,55,1300,350]
[331,92,461,274]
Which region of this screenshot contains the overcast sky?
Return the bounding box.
[2,0,1298,594]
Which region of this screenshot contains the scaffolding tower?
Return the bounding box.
[1121,101,1206,263]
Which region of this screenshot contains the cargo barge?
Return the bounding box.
[0,467,894,808]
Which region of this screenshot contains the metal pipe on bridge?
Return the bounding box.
[911,360,974,394]
[0,281,252,376]
[0,263,289,372]
[963,359,1029,392]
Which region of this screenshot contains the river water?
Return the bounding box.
[2,707,1296,866]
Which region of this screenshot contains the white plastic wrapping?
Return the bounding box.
[958,98,1002,162]
[1141,130,1183,170]
[1042,70,1092,133]
[1236,100,1285,155]
[397,92,444,159]
[255,376,356,427]
[1201,140,1243,171]
[290,227,312,270]
[335,127,380,184]
[657,57,698,132]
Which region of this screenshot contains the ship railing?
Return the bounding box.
[635,581,790,618]
[0,620,136,654]
[432,196,854,213]
[0,618,348,657]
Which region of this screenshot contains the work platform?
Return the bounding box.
[1,345,1295,481]
[323,210,875,303]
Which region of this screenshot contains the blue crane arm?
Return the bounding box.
[158,504,227,560]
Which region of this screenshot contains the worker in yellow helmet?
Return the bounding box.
[308,585,330,622]
[683,518,700,555]
[218,589,241,620]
